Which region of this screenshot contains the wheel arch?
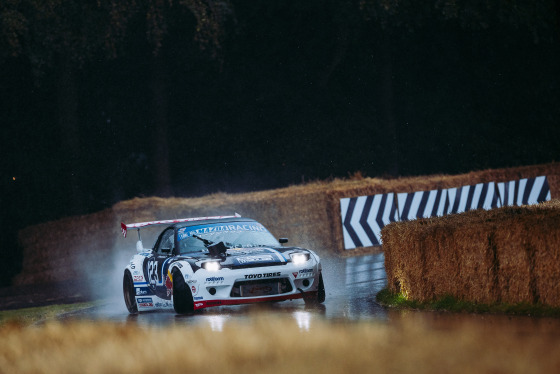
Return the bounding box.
[169,260,194,284]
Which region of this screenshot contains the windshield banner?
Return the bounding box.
[177,223,269,241]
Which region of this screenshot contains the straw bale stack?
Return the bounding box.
[13,183,339,286]
[14,209,115,285]
[113,185,335,253]
[12,162,560,287]
[383,200,560,307]
[326,162,560,252]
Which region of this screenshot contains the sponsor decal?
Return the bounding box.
[294,268,314,278]
[187,280,197,285]
[229,248,272,255]
[191,285,198,295]
[244,272,281,279]
[206,276,225,282]
[165,270,173,297]
[138,297,153,303]
[133,275,144,281]
[237,255,275,264]
[194,296,204,300]
[133,270,141,275]
[160,257,174,284]
[206,301,222,307]
[139,302,153,307]
[154,301,173,308]
[129,262,136,269]
[135,287,149,295]
[195,302,204,308]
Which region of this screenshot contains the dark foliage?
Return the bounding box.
[1,0,559,286]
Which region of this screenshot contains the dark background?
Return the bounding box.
[1,0,560,286]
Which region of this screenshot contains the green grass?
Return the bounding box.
[376,288,560,317]
[0,302,98,326]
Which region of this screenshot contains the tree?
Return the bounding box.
[355,0,559,176]
[1,0,115,214]
[105,0,234,196]
[1,0,234,204]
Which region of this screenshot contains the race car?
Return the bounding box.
[121,214,325,314]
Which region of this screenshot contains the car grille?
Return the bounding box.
[230,278,293,298]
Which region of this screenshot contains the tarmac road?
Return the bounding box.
[59,253,389,329]
[5,252,560,339]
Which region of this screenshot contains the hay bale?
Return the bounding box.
[13,162,560,287]
[521,204,560,306]
[383,200,560,307]
[423,221,462,300]
[455,224,498,304]
[382,220,429,300]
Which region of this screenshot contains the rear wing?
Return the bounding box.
[121,213,241,253]
[120,213,242,238]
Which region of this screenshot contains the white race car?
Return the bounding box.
[121,214,325,314]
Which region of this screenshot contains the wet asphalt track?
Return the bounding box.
[69,253,388,329]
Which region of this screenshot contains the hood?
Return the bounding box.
[183,246,309,270]
[223,247,288,267]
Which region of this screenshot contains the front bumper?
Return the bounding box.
[185,262,321,310]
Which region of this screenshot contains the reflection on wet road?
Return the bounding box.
[76,253,388,329]
[69,251,560,338]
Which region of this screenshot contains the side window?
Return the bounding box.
[157,229,174,254]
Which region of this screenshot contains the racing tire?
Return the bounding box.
[123,270,138,314]
[304,273,326,305]
[172,269,194,314]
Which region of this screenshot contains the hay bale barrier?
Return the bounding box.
[383,200,560,308]
[12,162,560,288]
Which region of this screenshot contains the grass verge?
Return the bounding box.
[376,288,560,317]
[0,301,98,326]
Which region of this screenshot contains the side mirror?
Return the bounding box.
[279,238,288,244]
[161,247,172,253]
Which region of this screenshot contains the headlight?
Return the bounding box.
[202,261,221,271]
[290,252,309,265]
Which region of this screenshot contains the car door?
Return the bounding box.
[148,228,175,299]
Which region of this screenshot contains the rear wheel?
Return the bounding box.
[123,270,138,314]
[172,269,194,314]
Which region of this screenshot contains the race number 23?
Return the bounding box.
[148,259,158,285]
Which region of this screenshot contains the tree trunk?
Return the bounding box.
[151,53,172,197]
[380,33,399,177]
[57,54,83,214]
[317,22,349,88]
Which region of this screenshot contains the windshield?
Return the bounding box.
[176,222,279,254]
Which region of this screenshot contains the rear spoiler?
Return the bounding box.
[120,213,242,238]
[121,213,241,253]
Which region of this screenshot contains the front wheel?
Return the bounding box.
[172,269,194,314]
[304,273,326,305]
[123,270,138,314]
